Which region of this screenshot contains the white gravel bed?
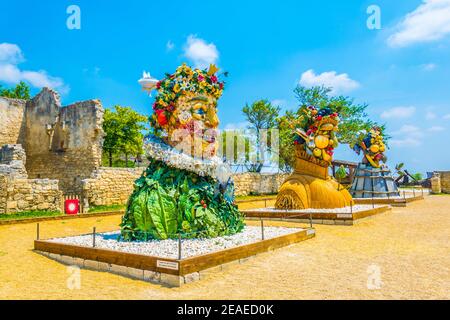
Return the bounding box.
[49,226,302,259]
[245,204,384,214]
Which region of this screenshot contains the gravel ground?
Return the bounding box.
[245,204,383,213]
[0,194,448,300]
[49,226,301,259]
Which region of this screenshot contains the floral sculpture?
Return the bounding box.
[349,126,399,198]
[275,105,353,209]
[351,126,387,168]
[120,64,244,241]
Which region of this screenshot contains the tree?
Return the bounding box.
[242,100,280,172]
[278,86,384,171]
[0,81,31,100]
[103,106,148,167]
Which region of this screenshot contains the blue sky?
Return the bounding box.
[1,0,450,175]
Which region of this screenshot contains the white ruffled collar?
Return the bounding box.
[143,136,231,182]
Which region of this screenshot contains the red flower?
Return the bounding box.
[294,141,299,145]
[210,75,218,83]
[219,82,224,89]
[198,75,205,82]
[156,81,162,89]
[152,102,157,110]
[316,115,323,121]
[155,110,168,126]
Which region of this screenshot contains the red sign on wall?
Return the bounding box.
[65,199,79,215]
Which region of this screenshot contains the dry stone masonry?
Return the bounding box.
[0,144,62,214]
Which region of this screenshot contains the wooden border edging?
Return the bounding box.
[353,195,424,207]
[0,211,125,226]
[241,205,392,223]
[34,228,314,277]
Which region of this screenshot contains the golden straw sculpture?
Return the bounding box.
[275,105,353,210]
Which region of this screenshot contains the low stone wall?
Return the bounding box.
[3,179,62,213]
[82,167,144,207]
[437,171,450,193]
[0,144,63,214]
[81,167,289,206]
[232,173,289,197]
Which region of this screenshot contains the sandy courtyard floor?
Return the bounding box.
[0,195,449,300]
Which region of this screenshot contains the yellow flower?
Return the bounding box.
[173,83,180,93]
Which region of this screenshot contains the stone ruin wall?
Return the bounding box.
[0,144,62,214]
[81,169,289,208]
[23,89,104,194]
[0,97,26,146]
[437,171,450,193]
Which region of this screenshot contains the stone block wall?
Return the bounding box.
[0,97,26,146]
[0,144,62,214]
[4,178,62,213]
[82,167,144,207]
[233,173,289,197]
[437,171,450,193]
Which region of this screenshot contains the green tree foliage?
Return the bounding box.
[0,81,31,100]
[102,106,148,167]
[242,100,280,172]
[278,86,384,171]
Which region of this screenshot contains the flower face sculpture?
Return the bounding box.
[120,63,244,241]
[352,126,387,168]
[150,63,224,158]
[294,105,340,164]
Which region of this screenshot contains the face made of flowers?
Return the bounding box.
[167,91,220,159]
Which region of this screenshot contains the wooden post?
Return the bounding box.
[178,233,182,260]
[93,227,96,248]
[260,218,265,240]
[36,223,40,240]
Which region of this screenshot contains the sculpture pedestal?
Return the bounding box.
[350,163,400,198]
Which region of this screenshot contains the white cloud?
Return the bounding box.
[0,43,68,93]
[0,43,23,64]
[444,113,450,119]
[421,63,437,71]
[299,69,360,95]
[380,106,416,119]
[390,125,424,147]
[426,111,437,119]
[183,35,219,69]
[166,40,175,52]
[387,0,450,48]
[390,138,423,147]
[428,125,446,131]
